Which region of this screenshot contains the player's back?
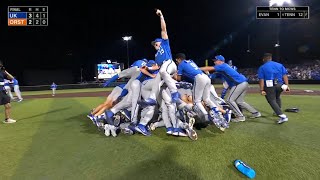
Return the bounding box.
[178,60,203,79]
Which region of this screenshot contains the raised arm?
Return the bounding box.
[200,66,215,73]
[4,70,14,80]
[155,9,168,40]
[140,67,156,78]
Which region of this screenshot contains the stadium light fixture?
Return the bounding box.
[122,36,132,68]
[269,0,292,6]
[122,36,132,41]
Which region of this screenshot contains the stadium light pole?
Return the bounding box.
[122,36,132,68]
[269,0,292,61]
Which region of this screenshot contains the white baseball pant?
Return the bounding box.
[148,60,177,100]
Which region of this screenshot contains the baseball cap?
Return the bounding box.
[213,55,225,62]
[146,60,156,67]
[151,38,162,46]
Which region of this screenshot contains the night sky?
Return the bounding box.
[1,0,320,84]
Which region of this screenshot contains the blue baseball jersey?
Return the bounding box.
[258,60,288,85]
[177,60,203,80]
[131,60,147,68]
[13,79,19,86]
[155,39,172,65]
[214,63,247,87]
[51,83,57,89]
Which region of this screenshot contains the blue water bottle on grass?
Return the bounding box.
[234,159,256,179]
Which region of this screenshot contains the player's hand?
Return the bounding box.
[172,73,178,80]
[155,9,162,16]
[261,90,266,96]
[150,74,156,78]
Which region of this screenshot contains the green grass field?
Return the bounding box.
[1,86,320,180]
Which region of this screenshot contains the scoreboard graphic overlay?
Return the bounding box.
[256,6,309,19]
[8,6,48,26]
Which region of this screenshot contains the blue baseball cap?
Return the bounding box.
[213,55,225,62]
[146,60,156,67]
[151,38,162,46]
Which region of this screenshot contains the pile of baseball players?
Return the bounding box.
[87,9,262,140]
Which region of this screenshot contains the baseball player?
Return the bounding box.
[201,55,261,122]
[140,9,179,106]
[258,53,289,124]
[12,78,23,102]
[134,60,160,136]
[0,61,16,123]
[51,82,57,96]
[174,53,228,131]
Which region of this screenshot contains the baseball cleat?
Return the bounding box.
[121,128,134,135]
[250,112,261,119]
[109,125,118,137]
[231,116,246,122]
[135,124,151,136]
[87,114,95,124]
[277,117,288,124]
[149,123,156,131]
[188,117,195,129]
[119,109,131,122]
[178,129,188,137]
[224,109,232,123]
[186,128,198,141]
[104,124,111,137]
[166,127,174,135]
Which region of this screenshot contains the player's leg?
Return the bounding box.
[135,105,154,136]
[1,90,16,123]
[146,71,161,99]
[141,79,153,100]
[234,82,261,118]
[13,85,23,101]
[265,87,282,115]
[193,75,210,120]
[275,84,282,108]
[162,88,178,130]
[265,86,288,124]
[160,60,178,94]
[92,86,122,116]
[160,100,174,135]
[129,80,141,124]
[201,75,228,129]
[226,85,245,122]
[221,81,229,99]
